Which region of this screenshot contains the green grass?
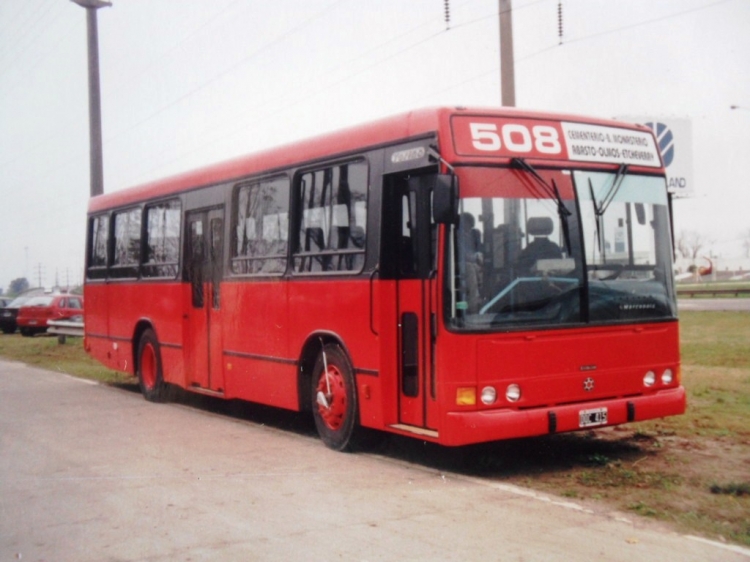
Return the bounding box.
[679,311,750,369]
[0,333,129,384]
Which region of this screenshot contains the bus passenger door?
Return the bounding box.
[387,175,439,431]
[185,208,225,393]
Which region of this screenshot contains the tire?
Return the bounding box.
[1,325,15,334]
[136,328,169,403]
[311,344,359,451]
[20,327,33,337]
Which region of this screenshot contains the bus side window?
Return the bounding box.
[143,200,181,278]
[293,160,368,274]
[86,213,109,280]
[231,176,290,276]
[111,207,142,278]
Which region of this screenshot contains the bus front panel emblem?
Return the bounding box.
[583,377,595,392]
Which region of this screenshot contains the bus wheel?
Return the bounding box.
[311,344,357,451]
[137,329,169,403]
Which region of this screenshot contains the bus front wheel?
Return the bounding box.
[137,328,169,403]
[311,344,358,451]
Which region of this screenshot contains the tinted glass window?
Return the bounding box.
[144,200,181,278]
[87,214,109,279]
[232,176,290,275]
[112,208,142,275]
[294,161,368,273]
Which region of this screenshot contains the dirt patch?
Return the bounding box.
[370,421,750,547]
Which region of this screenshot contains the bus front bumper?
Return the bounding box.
[440,386,686,447]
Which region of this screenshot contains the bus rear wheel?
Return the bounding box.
[311,344,358,451]
[137,328,169,403]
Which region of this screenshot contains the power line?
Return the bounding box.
[0,14,79,100]
[21,0,560,189]
[118,0,555,184]
[101,0,246,98]
[518,0,735,62]
[4,0,733,194]
[96,0,351,154]
[0,0,60,77]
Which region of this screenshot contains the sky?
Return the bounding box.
[0,0,748,292]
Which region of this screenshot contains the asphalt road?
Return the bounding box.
[2,359,748,561]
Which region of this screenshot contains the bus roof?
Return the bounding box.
[88,106,655,213]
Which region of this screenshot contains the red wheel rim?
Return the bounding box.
[315,364,347,431]
[140,343,157,390]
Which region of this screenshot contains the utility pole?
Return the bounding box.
[71,0,111,197]
[499,0,516,107]
[35,263,44,290]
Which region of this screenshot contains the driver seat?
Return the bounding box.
[517,217,562,274]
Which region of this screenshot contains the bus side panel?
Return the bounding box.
[105,282,185,383]
[287,279,382,426]
[84,282,117,372]
[373,279,398,429]
[221,279,296,410]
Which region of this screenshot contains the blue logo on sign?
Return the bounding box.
[643,122,674,167]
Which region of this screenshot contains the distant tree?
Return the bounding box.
[677,230,709,261]
[8,277,30,295]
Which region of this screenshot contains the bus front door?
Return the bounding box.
[391,176,439,432]
[185,208,225,393]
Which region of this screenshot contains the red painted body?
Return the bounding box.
[84,107,685,446]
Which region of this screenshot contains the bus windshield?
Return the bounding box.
[446,166,676,330]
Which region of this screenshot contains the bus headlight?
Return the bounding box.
[506,384,521,402]
[643,371,656,387]
[661,369,673,385]
[480,386,497,405]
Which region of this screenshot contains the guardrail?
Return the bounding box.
[677,288,750,298]
[47,319,84,344]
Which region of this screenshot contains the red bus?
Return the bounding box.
[84,107,685,450]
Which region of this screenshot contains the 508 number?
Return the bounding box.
[469,122,562,155]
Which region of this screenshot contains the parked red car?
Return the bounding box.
[16,295,84,337]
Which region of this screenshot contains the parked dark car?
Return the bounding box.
[1,296,32,334]
[16,295,84,337]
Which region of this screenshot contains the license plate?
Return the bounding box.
[579,407,608,428]
[2,312,10,317]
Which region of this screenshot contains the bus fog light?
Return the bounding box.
[506,384,521,402]
[661,369,673,384]
[643,371,656,387]
[480,386,497,405]
[456,387,476,406]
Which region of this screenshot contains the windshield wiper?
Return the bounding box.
[588,164,629,260]
[588,178,604,255]
[596,163,629,216]
[511,157,572,254]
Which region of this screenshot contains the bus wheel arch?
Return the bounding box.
[132,320,154,375]
[298,333,360,451]
[133,322,170,403]
[298,333,343,411]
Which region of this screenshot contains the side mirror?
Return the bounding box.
[433,174,459,224]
